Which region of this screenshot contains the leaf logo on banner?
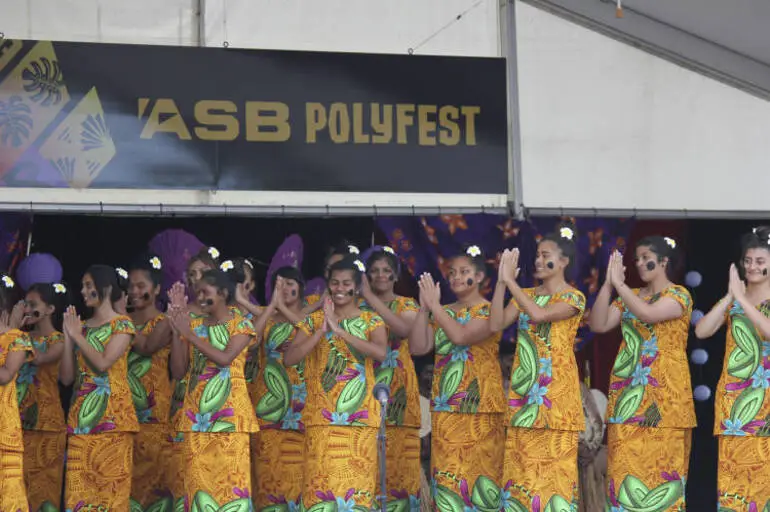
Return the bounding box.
[38,87,116,188]
[0,41,71,176]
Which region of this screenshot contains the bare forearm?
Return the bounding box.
[284,331,322,366]
[339,331,386,361]
[589,284,613,333]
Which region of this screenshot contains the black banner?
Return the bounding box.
[0,38,508,194]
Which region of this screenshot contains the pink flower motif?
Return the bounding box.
[233,487,250,498]
[531,495,541,512]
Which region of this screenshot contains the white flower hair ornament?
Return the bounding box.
[208,246,220,260]
[753,227,758,234]
[54,283,67,294]
[348,245,360,255]
[466,245,482,258]
[664,237,676,249]
[244,259,254,269]
[149,256,162,270]
[116,267,128,280]
[383,246,396,255]
[353,260,366,272]
[559,227,574,241]
[1,275,14,289]
[220,260,234,272]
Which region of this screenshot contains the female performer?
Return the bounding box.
[0,274,34,511]
[167,269,257,508]
[127,254,174,509]
[590,237,693,512]
[360,246,422,508]
[19,282,68,512]
[60,265,138,510]
[491,225,586,510]
[408,245,506,512]
[303,242,361,314]
[250,266,307,512]
[695,227,770,511]
[284,256,387,511]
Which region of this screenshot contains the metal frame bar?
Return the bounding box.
[501,0,525,220]
[0,189,508,216]
[519,0,770,101]
[523,206,770,220]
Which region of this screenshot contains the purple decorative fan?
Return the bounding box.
[304,277,326,298]
[148,229,205,297]
[16,253,63,291]
[265,234,304,303]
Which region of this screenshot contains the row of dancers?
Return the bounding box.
[0,224,769,512]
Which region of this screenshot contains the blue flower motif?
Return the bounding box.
[217,367,231,381]
[538,358,552,377]
[457,312,472,325]
[267,346,281,361]
[722,418,747,436]
[409,495,420,512]
[292,383,307,403]
[498,489,512,510]
[450,345,471,362]
[281,410,302,430]
[137,408,153,423]
[621,308,636,321]
[192,412,213,432]
[730,301,744,316]
[288,501,299,512]
[610,505,626,512]
[72,426,91,434]
[607,416,624,425]
[16,363,37,384]
[463,505,478,512]
[32,340,48,353]
[751,366,770,389]
[641,336,659,357]
[432,395,452,412]
[518,311,531,329]
[527,383,548,406]
[92,375,111,396]
[330,412,351,426]
[336,496,356,512]
[380,347,400,368]
[194,324,208,339]
[763,342,770,358]
[631,364,650,387]
[354,363,366,382]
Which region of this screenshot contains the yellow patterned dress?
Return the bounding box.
[0,329,34,512]
[506,288,586,511]
[251,317,306,512]
[605,285,694,512]
[174,315,258,508]
[65,316,139,511]
[429,303,506,512]
[18,331,66,512]
[296,309,384,511]
[129,314,175,510]
[715,300,770,511]
[360,296,422,508]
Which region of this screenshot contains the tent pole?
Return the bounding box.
[501,0,524,220]
[197,0,206,47]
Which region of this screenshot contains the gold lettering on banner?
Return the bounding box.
[194,100,239,141]
[138,98,192,140]
[136,99,481,145]
[245,101,290,142]
[303,102,479,146]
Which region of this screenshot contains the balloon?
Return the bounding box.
[685,271,702,288]
[694,385,711,402]
[690,348,708,365]
[691,309,704,326]
[15,253,63,291]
